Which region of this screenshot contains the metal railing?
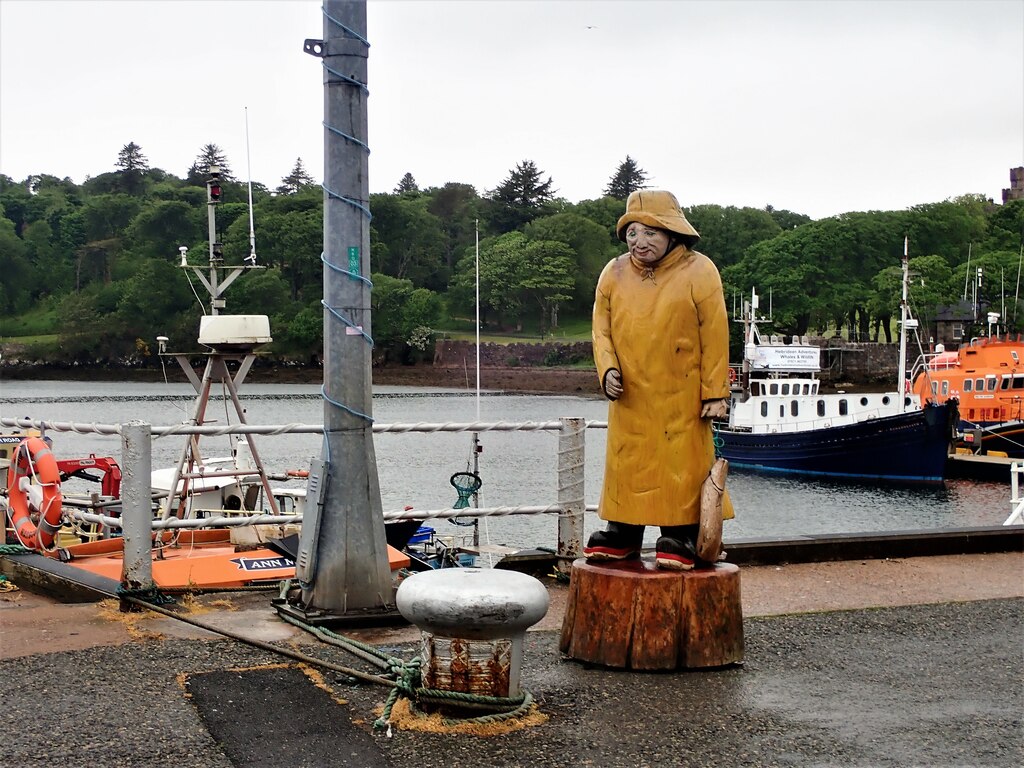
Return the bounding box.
[1007,463,1024,526]
[2,415,606,587]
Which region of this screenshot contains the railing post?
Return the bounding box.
[120,421,154,603]
[557,417,585,575]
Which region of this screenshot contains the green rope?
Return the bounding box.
[278,605,535,732]
[116,584,176,605]
[0,544,34,555]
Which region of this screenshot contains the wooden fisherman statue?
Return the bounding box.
[588,189,733,567]
[560,190,743,669]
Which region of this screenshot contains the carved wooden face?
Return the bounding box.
[624,222,670,265]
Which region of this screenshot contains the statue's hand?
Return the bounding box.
[604,369,623,401]
[701,398,729,419]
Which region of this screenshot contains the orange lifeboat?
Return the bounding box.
[912,335,1024,456]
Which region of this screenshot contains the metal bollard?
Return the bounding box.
[396,568,549,698]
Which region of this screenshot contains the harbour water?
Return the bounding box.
[1,379,1010,554]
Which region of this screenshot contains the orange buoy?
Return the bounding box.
[6,437,63,550]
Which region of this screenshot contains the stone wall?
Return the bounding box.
[434,340,593,368]
[821,341,906,384]
[435,338,908,386]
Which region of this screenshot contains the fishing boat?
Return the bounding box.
[910,332,1024,459]
[715,251,957,484]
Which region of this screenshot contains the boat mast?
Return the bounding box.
[472,219,481,543]
[244,106,257,265]
[897,237,910,413]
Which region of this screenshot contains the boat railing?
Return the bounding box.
[1006,462,1024,526]
[744,406,903,433]
[1,415,605,584]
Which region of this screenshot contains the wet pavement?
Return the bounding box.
[0,553,1022,767]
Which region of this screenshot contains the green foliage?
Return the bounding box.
[0,297,60,337]
[2,156,1021,364]
[368,194,447,290]
[603,156,649,200]
[126,200,201,259]
[523,213,618,311]
[227,268,293,317]
[188,143,235,184]
[484,160,557,233]
[0,214,32,313]
[451,232,575,334]
[274,301,323,358]
[687,204,783,271]
[394,173,420,196]
[277,158,317,195]
[370,273,444,363]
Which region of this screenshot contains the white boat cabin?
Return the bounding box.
[727,335,921,435]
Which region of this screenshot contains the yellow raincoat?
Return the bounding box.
[593,245,734,527]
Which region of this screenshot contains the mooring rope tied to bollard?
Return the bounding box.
[108,587,539,735]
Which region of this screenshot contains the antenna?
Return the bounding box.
[963,243,972,301]
[244,106,257,266]
[1015,244,1023,323]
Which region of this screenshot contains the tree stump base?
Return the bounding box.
[559,558,743,670]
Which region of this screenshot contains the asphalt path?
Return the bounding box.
[0,598,1020,768]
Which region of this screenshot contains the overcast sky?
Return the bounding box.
[1,0,1021,220]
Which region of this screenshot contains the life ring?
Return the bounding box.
[6,437,63,550]
[728,368,737,384]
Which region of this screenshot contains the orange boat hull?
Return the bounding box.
[58,531,410,589]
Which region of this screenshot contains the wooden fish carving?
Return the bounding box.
[697,457,728,563]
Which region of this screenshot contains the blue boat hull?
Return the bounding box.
[716,402,956,484]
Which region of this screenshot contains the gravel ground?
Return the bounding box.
[1,598,1020,768]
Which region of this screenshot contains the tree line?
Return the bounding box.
[1,142,1022,367]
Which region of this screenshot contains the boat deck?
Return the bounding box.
[1,550,1021,767]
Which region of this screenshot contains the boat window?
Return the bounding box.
[987,377,997,391]
[760,402,768,417]
[931,381,938,396]
[817,400,825,417]
[1000,377,1010,390]
[779,404,785,418]
[976,378,985,390]
[941,381,949,395]
[751,381,760,396]
[860,397,868,406]
[882,396,890,405]
[791,401,798,416]
[769,383,779,395]
[839,399,848,416]
[963,379,973,392]
[781,383,790,395]
[811,382,818,394]
[1013,376,1024,390]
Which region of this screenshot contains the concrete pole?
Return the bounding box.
[120,421,153,594]
[301,0,392,613]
